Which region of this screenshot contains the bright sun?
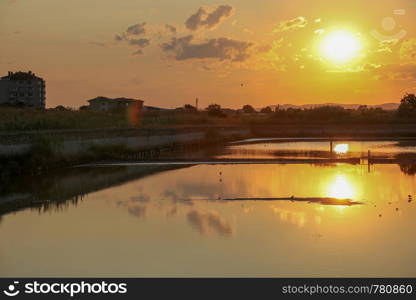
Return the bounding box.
[320,30,362,63]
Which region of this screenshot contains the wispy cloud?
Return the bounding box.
[187,209,233,236]
[165,24,177,34]
[126,22,146,36]
[400,38,416,60]
[115,22,150,55]
[161,35,254,62]
[373,63,416,81]
[274,16,308,33]
[185,5,235,31]
[89,41,109,48]
[127,204,147,219]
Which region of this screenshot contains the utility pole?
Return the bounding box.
[195,98,199,111]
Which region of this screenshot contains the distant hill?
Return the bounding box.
[266,103,399,111]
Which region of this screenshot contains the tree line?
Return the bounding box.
[175,93,416,122]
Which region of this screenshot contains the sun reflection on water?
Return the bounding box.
[334,143,349,154]
[327,174,355,199]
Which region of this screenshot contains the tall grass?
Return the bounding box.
[0,108,240,131]
[0,106,414,132]
[0,108,131,131]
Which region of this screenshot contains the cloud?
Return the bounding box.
[243,28,254,35]
[130,39,151,55]
[162,189,193,205]
[187,209,233,236]
[116,22,147,41]
[127,204,147,218]
[372,63,416,80]
[185,5,234,31]
[115,22,150,55]
[370,39,398,54]
[165,24,177,34]
[161,35,254,62]
[274,17,308,33]
[89,42,109,48]
[400,39,416,60]
[126,22,146,36]
[129,38,150,47]
[130,194,150,203]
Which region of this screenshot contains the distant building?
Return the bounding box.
[0,71,46,109]
[86,96,144,112]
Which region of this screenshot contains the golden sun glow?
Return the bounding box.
[320,30,362,63]
[334,143,349,154]
[327,174,355,199]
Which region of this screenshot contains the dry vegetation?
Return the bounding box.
[1,94,416,131]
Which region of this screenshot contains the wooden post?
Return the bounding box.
[368,150,371,173]
[329,140,333,157]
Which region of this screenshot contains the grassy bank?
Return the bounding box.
[0,107,230,131]
[2,105,416,177]
[2,105,416,132]
[0,127,233,178]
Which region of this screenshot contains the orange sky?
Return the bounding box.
[1,0,416,108]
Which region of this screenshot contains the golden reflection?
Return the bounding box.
[334,143,349,154]
[271,206,307,228]
[327,174,355,199]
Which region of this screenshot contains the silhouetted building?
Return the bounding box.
[0,71,46,109]
[87,96,144,112]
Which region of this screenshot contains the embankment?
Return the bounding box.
[2,122,416,177]
[0,126,250,176]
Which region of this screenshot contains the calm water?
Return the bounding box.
[219,139,416,159]
[1,140,416,277]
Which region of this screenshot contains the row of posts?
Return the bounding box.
[329,140,371,172]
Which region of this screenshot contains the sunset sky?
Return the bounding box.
[1,0,416,108]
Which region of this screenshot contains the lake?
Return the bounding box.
[1,139,416,277]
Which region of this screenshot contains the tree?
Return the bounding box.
[260,106,273,113]
[183,104,197,112]
[54,105,67,111]
[242,104,256,113]
[398,93,416,118]
[206,104,225,117]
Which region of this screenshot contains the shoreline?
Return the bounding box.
[2,125,416,177]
